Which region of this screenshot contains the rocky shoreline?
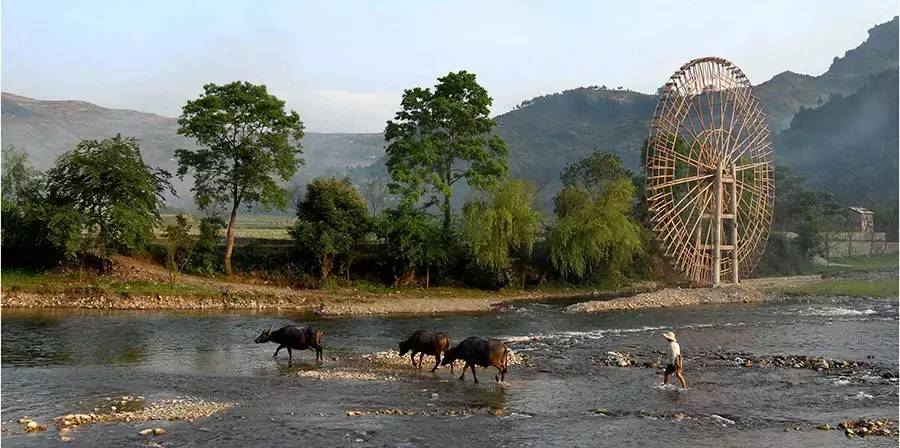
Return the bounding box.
[0,282,658,315]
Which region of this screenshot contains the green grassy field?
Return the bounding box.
[1,269,220,296]
[782,278,899,298]
[158,214,294,240]
[804,253,898,274]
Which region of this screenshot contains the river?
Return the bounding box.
[2,295,897,447]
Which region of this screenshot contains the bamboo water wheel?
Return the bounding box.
[645,57,774,286]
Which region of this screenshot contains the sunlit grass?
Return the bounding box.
[782,278,898,298]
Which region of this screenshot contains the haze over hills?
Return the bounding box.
[1,92,384,208]
[775,69,899,203]
[2,17,896,209]
[755,16,898,132]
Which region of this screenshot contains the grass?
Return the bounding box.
[1,269,220,297]
[804,253,899,274]
[158,214,293,240]
[782,278,899,298]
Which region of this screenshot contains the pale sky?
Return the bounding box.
[2,0,897,132]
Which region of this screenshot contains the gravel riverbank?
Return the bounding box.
[564,276,825,313]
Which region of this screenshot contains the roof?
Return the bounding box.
[848,206,874,215]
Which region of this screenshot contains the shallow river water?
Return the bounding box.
[2,295,898,447]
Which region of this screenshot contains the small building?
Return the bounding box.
[847,207,874,232]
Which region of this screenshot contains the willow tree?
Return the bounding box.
[176,81,304,276]
[384,71,507,231]
[550,152,642,280]
[461,179,541,288]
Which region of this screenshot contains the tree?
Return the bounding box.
[163,214,194,284]
[290,177,370,280]
[1,148,81,267]
[360,173,391,214]
[772,165,844,258]
[2,146,43,205]
[460,179,541,288]
[377,206,446,287]
[176,81,304,276]
[46,135,172,259]
[549,152,643,280]
[384,71,507,231]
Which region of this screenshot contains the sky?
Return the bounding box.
[2,0,897,133]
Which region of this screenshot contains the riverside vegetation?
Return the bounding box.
[1,72,896,310]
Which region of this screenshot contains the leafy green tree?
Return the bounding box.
[384,71,507,231]
[1,148,81,267]
[188,215,225,275]
[176,81,304,276]
[461,179,541,288]
[2,146,43,205]
[549,152,643,280]
[46,135,172,259]
[772,165,844,258]
[377,206,446,287]
[163,214,194,284]
[290,177,370,280]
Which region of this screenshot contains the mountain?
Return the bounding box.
[493,87,656,202]
[775,69,899,203]
[756,16,898,131]
[4,18,896,210]
[0,92,384,208]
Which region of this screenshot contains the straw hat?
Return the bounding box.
[662,331,677,341]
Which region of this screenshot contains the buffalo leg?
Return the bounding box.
[418,353,425,369]
[273,345,284,357]
[287,347,292,360]
[470,364,479,383]
[459,362,470,380]
[431,354,441,373]
[410,352,418,368]
[315,346,323,364]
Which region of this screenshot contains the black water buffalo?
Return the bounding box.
[255,325,324,363]
[398,330,452,373]
[440,336,509,383]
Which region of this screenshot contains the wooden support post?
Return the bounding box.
[730,164,739,284]
[713,161,723,286]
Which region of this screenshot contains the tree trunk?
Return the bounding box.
[442,193,452,233]
[224,206,238,277]
[320,255,333,280]
[426,265,430,290]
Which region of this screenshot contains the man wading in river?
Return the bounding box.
[662,331,688,388]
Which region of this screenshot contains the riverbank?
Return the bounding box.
[565,274,898,314]
[3,256,895,315]
[1,257,660,314]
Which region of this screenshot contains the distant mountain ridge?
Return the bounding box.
[1,92,384,208]
[775,69,899,202]
[756,16,898,131]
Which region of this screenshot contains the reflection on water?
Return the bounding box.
[1,297,897,447]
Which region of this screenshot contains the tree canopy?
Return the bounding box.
[549,152,642,279]
[46,134,172,256]
[384,71,507,230]
[290,177,371,280]
[376,205,446,287]
[461,179,540,286]
[176,81,304,276]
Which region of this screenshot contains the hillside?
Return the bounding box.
[775,69,899,203]
[0,92,384,208]
[756,16,898,131]
[494,87,656,201]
